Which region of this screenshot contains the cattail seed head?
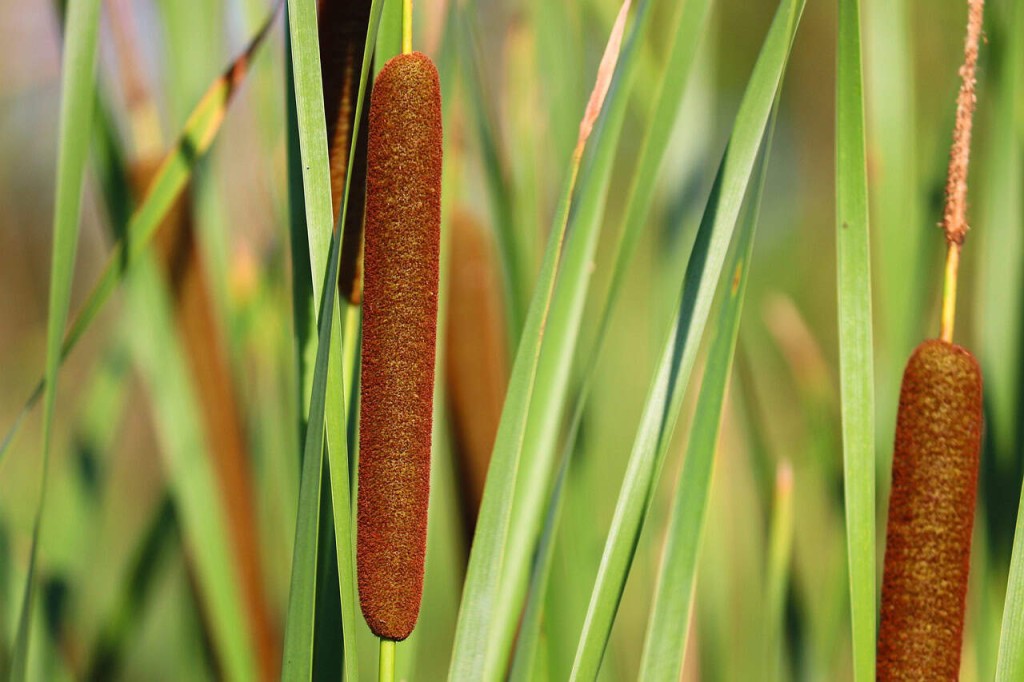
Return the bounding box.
[445,210,508,537]
[356,51,442,642]
[877,339,983,680]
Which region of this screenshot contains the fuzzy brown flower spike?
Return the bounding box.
[357,51,442,642]
[877,340,983,680]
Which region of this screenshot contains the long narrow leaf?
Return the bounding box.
[507,3,715,671]
[125,257,258,681]
[835,0,876,679]
[322,3,385,680]
[637,102,777,682]
[447,4,632,677]
[286,0,333,310]
[282,0,385,677]
[569,1,805,676]
[993,6,1024,678]
[488,0,653,673]
[997,476,1024,680]
[8,0,101,677]
[281,226,344,679]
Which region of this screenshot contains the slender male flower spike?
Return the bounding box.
[357,51,442,642]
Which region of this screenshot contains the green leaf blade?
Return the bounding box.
[637,102,776,682]
[569,1,806,676]
[9,0,102,676]
[836,0,876,679]
[447,4,634,676]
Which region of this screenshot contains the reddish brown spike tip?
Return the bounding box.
[357,51,442,642]
[878,339,983,681]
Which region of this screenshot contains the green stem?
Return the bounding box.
[379,638,396,682]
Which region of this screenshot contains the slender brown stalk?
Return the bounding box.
[445,210,508,537]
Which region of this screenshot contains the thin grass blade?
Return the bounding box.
[569,1,805,676]
[125,258,259,681]
[322,3,385,679]
[8,0,101,677]
[286,0,334,311]
[637,102,777,682]
[282,0,385,677]
[836,1,876,678]
[506,4,715,671]
[281,226,344,679]
[447,3,633,677]
[487,0,653,673]
[85,495,178,680]
[998,471,1024,680]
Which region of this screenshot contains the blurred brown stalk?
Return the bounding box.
[445,209,509,538]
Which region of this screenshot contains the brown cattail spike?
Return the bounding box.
[318,0,372,304]
[877,339,983,680]
[445,210,508,538]
[357,51,442,642]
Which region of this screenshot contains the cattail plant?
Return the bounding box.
[877,1,985,678]
[318,0,372,304]
[355,3,443,671]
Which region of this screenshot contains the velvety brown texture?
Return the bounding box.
[445,210,508,538]
[357,52,442,642]
[878,339,983,681]
[318,0,371,303]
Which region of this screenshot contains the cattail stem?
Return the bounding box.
[379,639,396,682]
[402,0,413,55]
[941,243,961,343]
